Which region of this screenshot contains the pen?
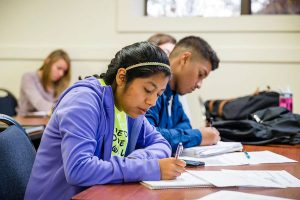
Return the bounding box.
[175,142,183,159]
[244,151,251,159]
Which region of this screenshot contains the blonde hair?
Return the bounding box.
[39,49,71,98]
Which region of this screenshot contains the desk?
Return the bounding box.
[14,116,49,140]
[72,145,300,200]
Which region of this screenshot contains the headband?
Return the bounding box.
[126,62,170,71]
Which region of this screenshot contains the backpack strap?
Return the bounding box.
[218,100,229,118]
[218,99,233,118]
[208,100,215,114]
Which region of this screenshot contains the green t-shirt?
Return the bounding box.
[99,79,128,157]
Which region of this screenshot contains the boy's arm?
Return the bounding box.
[146,96,202,153]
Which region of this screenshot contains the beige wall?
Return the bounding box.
[0,0,299,127]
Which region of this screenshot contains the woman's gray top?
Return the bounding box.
[17,72,54,116]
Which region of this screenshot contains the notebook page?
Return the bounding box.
[141,171,212,190]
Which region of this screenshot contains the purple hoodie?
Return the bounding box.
[25,77,171,200]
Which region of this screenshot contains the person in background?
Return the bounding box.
[25,42,186,200]
[148,33,192,119]
[16,49,71,116]
[148,33,177,57]
[146,36,221,153]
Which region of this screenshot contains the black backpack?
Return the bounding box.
[214,107,300,145]
[205,91,279,121]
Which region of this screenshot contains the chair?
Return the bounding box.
[0,88,18,116]
[0,114,36,200]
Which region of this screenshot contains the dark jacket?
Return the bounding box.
[146,84,202,153]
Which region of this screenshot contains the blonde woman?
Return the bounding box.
[17,49,71,116]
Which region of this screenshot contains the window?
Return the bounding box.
[117,0,300,32]
[146,0,300,17]
[252,0,300,15]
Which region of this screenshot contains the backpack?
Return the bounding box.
[205,90,279,120]
[213,107,300,145]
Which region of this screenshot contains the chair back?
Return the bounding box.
[0,88,18,116]
[0,114,36,200]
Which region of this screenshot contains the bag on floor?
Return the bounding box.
[214,107,300,145]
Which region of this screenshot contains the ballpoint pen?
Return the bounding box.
[175,142,183,159]
[244,151,251,159]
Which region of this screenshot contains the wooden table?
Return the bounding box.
[72,145,300,200]
[14,116,49,140]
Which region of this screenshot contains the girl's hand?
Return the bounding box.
[158,158,186,180]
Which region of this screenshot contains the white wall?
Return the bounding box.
[0,0,299,127]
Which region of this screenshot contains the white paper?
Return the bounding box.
[142,170,300,189]
[24,125,45,134]
[246,151,297,164]
[188,170,285,188]
[180,151,297,167]
[222,170,300,188]
[141,171,211,189]
[199,191,293,200]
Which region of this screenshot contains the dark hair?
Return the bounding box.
[148,33,177,46]
[100,41,171,85]
[170,36,219,71]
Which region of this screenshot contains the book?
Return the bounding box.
[141,171,212,189]
[181,141,243,158]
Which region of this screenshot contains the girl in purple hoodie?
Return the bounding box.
[25,41,186,200]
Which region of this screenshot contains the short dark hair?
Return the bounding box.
[170,36,219,71]
[100,41,171,85]
[148,33,177,46]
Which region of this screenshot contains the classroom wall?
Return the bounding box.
[0,0,299,127]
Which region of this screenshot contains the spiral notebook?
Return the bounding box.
[141,171,212,190]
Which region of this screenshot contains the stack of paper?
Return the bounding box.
[180,150,297,166]
[141,170,300,190]
[181,141,243,157]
